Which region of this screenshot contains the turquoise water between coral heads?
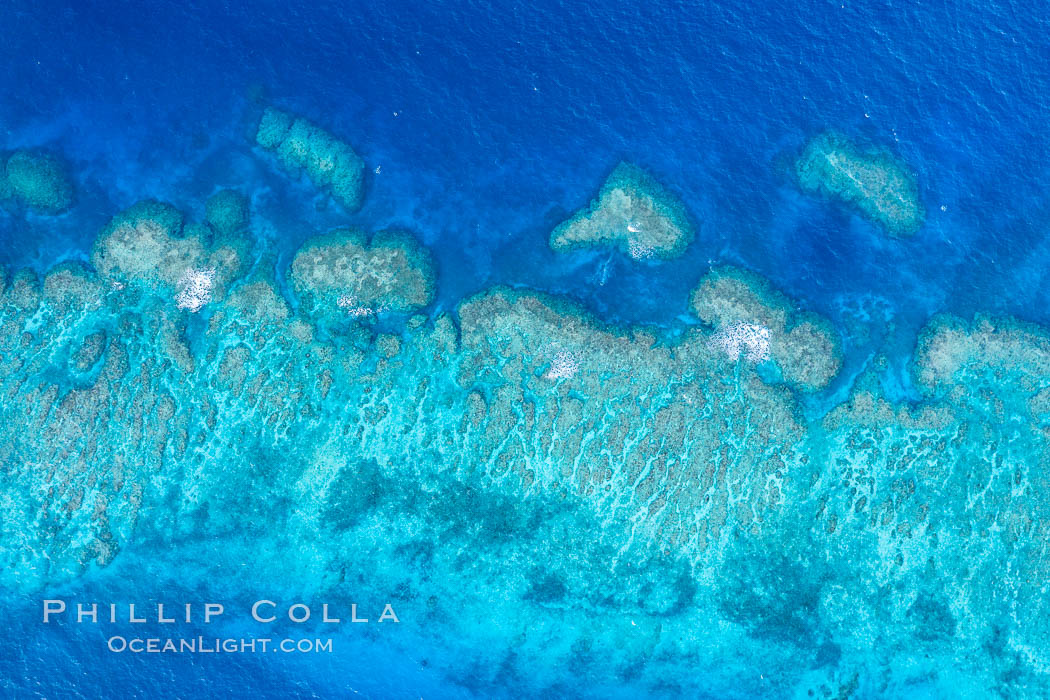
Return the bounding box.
[2,0,1050,697]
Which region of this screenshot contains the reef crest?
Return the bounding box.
[690,265,841,391]
[290,228,435,323]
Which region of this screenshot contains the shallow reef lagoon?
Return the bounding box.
[2,0,1050,698]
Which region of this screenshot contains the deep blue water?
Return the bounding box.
[2,0,1050,696]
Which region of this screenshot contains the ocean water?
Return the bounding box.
[2,0,1050,697]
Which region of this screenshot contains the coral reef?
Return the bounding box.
[5,169,1050,697]
[255,106,366,212]
[0,149,74,213]
[795,131,924,237]
[550,162,695,259]
[290,228,435,322]
[690,265,842,391]
[6,215,1050,695]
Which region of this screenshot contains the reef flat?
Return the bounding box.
[795,131,924,237]
[2,179,1049,697]
[255,106,366,212]
[550,162,695,259]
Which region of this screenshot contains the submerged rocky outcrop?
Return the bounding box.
[0,149,74,213]
[550,162,695,259]
[255,106,366,212]
[795,131,924,237]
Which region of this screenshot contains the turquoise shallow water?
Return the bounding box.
[3,1,1050,698]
